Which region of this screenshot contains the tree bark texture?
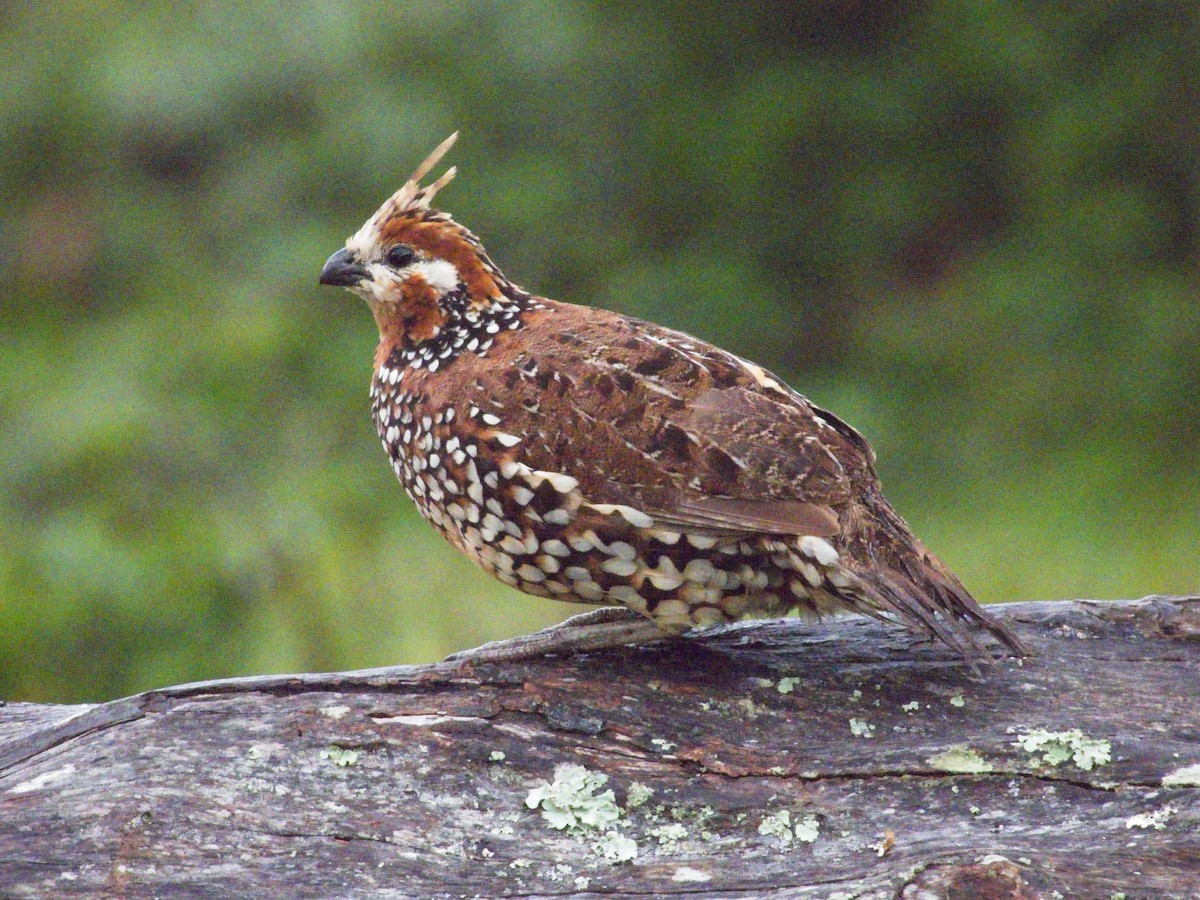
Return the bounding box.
[1,596,1198,899]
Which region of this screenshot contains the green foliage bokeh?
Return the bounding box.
[1,2,1196,702]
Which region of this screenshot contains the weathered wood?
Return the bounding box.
[1,596,1198,899]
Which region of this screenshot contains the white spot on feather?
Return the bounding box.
[683,558,718,584]
[609,585,647,612]
[531,471,578,494]
[499,535,527,556]
[516,564,546,583]
[608,541,636,561]
[574,580,604,601]
[586,503,654,529]
[798,536,839,566]
[647,566,684,591]
[600,558,638,577]
[740,360,786,394]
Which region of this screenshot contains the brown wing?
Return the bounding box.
[497,304,874,539]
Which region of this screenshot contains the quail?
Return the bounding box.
[319,134,1025,666]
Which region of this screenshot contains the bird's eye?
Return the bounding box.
[386,245,416,268]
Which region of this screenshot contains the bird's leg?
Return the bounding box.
[443,606,674,665]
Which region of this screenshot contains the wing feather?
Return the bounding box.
[495,309,873,540]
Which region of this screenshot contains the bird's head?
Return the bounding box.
[319,133,514,344]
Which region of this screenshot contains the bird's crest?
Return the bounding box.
[347,133,460,261]
[371,132,458,224]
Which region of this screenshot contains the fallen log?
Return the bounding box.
[1,596,1198,898]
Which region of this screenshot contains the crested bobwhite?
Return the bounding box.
[319,134,1025,666]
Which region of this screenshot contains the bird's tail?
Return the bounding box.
[828,500,1028,664]
[852,552,1027,661]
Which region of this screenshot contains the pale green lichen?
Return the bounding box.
[651,738,677,752]
[901,700,921,712]
[626,782,654,808]
[594,831,637,862]
[949,695,966,708]
[1162,763,1200,787]
[736,697,769,719]
[758,810,794,845]
[1126,806,1173,830]
[758,810,819,846]
[649,822,687,852]
[849,718,875,738]
[777,677,801,694]
[1013,729,1111,770]
[320,746,360,767]
[489,750,506,762]
[794,814,820,843]
[928,746,995,774]
[246,746,264,760]
[668,804,715,828]
[525,764,622,835]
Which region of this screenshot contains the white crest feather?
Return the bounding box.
[373,132,458,221]
[347,132,459,259]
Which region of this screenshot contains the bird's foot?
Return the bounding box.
[443,607,672,666]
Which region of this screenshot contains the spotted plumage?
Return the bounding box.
[320,134,1025,665]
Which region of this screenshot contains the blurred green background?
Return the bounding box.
[2,2,1197,703]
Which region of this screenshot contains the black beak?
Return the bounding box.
[319,248,369,287]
